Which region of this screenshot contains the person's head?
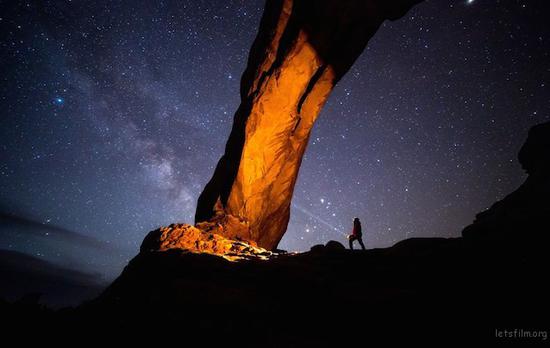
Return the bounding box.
[353,217,360,223]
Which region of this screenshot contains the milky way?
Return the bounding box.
[1,0,549,280]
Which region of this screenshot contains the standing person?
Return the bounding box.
[348,217,366,250]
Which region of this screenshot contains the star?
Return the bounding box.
[1,0,548,284]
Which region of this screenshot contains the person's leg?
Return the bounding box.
[358,238,366,250]
[349,238,354,250]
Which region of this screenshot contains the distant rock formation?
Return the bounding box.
[462,121,550,253]
[195,0,423,249]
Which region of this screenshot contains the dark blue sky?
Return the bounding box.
[1,0,549,281]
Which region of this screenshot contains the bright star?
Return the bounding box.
[467,0,474,4]
[54,97,64,105]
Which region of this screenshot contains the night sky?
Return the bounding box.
[1,0,549,281]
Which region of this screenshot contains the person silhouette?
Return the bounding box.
[348,217,366,250]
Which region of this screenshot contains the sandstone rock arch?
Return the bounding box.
[195,0,423,249]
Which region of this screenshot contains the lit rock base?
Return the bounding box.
[140,222,275,261]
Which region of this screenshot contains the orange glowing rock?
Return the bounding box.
[141,223,274,261]
[195,0,423,250]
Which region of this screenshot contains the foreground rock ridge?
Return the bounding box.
[90,121,548,342]
[6,123,549,343]
[195,0,423,249]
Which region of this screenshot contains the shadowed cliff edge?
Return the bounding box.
[4,121,548,344]
[88,121,550,343]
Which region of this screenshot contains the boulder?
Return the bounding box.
[325,240,345,251]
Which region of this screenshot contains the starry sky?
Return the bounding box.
[1,0,549,281]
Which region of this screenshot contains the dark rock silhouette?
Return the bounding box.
[3,0,548,339]
[195,0,423,249]
[3,121,543,344]
[324,240,346,251]
[462,121,550,255]
[518,121,550,174]
[50,122,542,343]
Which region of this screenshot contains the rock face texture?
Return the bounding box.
[141,223,273,261]
[195,0,423,249]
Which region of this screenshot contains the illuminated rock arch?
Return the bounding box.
[195,0,423,249]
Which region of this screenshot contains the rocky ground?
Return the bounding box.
[4,234,546,345]
[3,122,549,345]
